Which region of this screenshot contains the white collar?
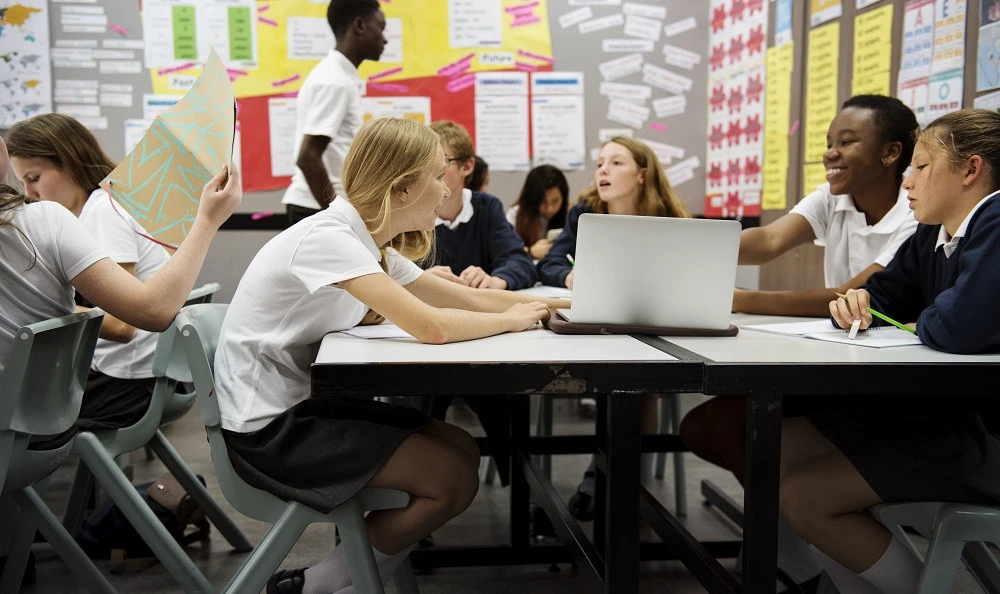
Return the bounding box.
[330,196,380,260]
[935,190,1000,258]
[832,186,911,233]
[436,188,474,230]
[329,49,360,78]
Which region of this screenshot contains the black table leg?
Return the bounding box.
[603,393,641,593]
[510,394,531,547]
[742,390,782,592]
[594,394,607,550]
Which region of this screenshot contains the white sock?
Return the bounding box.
[303,543,350,594]
[859,536,922,594]
[812,546,881,594]
[330,545,416,594]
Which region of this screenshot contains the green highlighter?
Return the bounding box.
[566,254,575,266]
[839,294,916,335]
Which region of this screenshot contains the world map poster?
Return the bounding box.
[0,0,50,127]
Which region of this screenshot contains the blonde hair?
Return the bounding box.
[429,120,475,161]
[6,114,117,193]
[580,136,690,218]
[342,117,440,261]
[921,109,1000,192]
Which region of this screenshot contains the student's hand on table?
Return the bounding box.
[830,288,873,331]
[564,270,575,290]
[196,165,242,230]
[529,239,554,259]
[731,288,749,313]
[460,265,506,289]
[504,301,550,332]
[427,265,468,285]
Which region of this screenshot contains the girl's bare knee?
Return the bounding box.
[779,472,824,539]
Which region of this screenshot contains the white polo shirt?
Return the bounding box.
[79,190,170,379]
[0,201,106,375]
[281,50,364,210]
[791,183,918,288]
[215,197,424,432]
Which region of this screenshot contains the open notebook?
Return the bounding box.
[742,319,923,348]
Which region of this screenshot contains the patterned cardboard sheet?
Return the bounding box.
[104,49,235,249]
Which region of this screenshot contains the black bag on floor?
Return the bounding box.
[76,473,211,573]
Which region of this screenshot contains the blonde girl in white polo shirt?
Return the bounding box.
[680,95,920,592]
[215,117,569,594]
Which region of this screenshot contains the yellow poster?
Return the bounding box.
[802,162,828,195]
[810,0,842,27]
[805,22,840,163]
[763,43,794,210]
[852,4,893,95]
[149,0,552,98]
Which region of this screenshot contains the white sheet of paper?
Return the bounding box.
[532,95,586,170]
[57,104,101,118]
[449,0,502,48]
[642,63,692,94]
[598,53,644,81]
[531,71,585,95]
[519,286,573,299]
[664,16,697,37]
[124,119,151,155]
[599,81,652,102]
[287,17,334,60]
[598,127,634,141]
[806,328,923,348]
[639,138,684,160]
[623,14,662,41]
[475,96,530,171]
[142,94,180,119]
[602,38,655,52]
[652,95,687,117]
[268,97,298,177]
[622,2,667,19]
[475,71,529,95]
[341,324,414,340]
[380,18,403,63]
[607,99,650,128]
[142,0,257,68]
[579,13,625,34]
[559,6,593,28]
[742,319,842,336]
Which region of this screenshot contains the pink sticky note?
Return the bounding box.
[514,61,538,72]
[108,23,128,36]
[437,53,475,77]
[505,1,539,14]
[272,74,301,88]
[789,120,800,136]
[257,4,270,13]
[446,73,476,93]
[156,62,196,76]
[368,82,410,93]
[368,66,403,82]
[511,14,541,27]
[649,122,668,132]
[516,49,554,65]
[258,17,278,27]
[251,212,275,221]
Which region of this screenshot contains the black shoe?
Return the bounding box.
[266,567,306,594]
[529,503,557,541]
[0,552,36,587]
[567,490,594,522]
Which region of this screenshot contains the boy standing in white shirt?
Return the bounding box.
[282,0,387,224]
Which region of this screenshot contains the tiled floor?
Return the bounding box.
[17,395,987,593]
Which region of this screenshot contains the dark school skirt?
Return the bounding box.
[29,371,154,450]
[222,397,428,513]
[809,406,1000,505]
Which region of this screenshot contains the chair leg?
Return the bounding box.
[147,429,253,552]
[917,531,965,594]
[10,487,116,594]
[61,459,96,538]
[223,504,313,594]
[962,542,1000,593]
[654,396,670,480]
[393,556,420,594]
[0,497,35,594]
[332,497,385,594]
[482,457,498,486]
[537,395,553,480]
[73,434,213,593]
[670,395,687,517]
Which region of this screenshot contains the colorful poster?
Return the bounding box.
[931,0,966,73]
[704,0,768,218]
[928,68,963,118]
[977,22,1000,92]
[898,76,930,126]
[775,0,794,47]
[811,0,843,27]
[361,96,432,124]
[142,0,257,69]
[0,0,51,127]
[899,0,935,84]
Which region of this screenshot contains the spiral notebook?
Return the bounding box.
[743,319,923,348]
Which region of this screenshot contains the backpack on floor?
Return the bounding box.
[76,472,211,573]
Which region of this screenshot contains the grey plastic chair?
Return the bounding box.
[0,309,116,594]
[174,303,419,594]
[871,501,1000,593]
[56,287,249,593]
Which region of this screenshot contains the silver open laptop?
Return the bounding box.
[558,214,741,330]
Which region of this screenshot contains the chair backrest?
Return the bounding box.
[174,303,294,522]
[0,309,104,436]
[184,282,221,306]
[150,283,223,383]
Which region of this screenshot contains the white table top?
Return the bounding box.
[666,314,1000,364]
[316,328,678,364]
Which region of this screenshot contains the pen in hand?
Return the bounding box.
[836,293,916,335]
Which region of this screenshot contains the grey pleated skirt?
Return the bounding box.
[809,406,1000,505]
[223,397,428,513]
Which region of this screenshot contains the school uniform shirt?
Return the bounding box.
[0,201,107,374]
[78,190,170,379]
[537,201,589,287]
[281,49,363,210]
[215,197,425,433]
[863,190,1000,354]
[790,183,917,288]
[431,189,536,290]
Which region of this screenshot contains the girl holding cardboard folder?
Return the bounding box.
[214,117,570,594]
[782,109,1000,593]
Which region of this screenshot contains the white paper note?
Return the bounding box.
[664,16,697,36]
[623,14,662,41]
[449,0,502,48]
[598,53,644,81]
[622,2,667,19]
[642,63,692,93]
[579,13,625,34]
[268,97,298,177]
[532,95,586,170]
[602,38,655,52]
[558,6,593,28]
[286,17,334,60]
